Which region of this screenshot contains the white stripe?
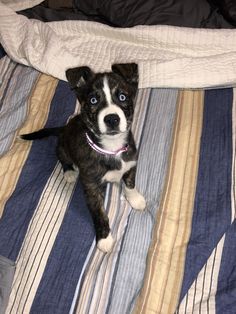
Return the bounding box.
[177,234,226,314]
[6,163,77,313]
[103,76,112,105]
[14,165,60,265]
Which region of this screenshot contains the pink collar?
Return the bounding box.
[85,132,128,156]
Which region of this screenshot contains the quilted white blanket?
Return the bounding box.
[1,0,236,88]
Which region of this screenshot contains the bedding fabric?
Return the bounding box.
[0,256,15,314]
[0,57,39,157]
[1,1,236,313]
[1,1,236,89]
[0,54,236,313]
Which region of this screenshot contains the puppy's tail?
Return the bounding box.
[20,127,63,141]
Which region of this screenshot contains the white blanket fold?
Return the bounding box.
[1,0,236,88]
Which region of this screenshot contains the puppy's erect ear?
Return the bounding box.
[112,63,138,88]
[66,66,94,89]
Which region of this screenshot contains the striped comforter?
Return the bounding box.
[0,55,235,314]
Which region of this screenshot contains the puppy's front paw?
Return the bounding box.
[64,170,78,183]
[97,233,114,253]
[124,187,146,211]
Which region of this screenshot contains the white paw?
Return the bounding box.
[64,170,78,183]
[97,233,114,253]
[124,187,146,211]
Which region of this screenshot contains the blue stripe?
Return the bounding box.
[0,81,77,261]
[215,220,236,314]
[179,88,233,301]
[30,180,94,314]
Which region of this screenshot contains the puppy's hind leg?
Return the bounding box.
[56,145,79,183]
[123,166,146,211]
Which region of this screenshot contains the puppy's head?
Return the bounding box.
[66,63,138,137]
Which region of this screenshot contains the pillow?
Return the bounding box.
[210,0,236,25]
[46,0,73,9]
[73,0,222,28]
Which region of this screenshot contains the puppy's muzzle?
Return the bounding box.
[104,114,120,129]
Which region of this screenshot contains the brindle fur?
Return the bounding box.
[56,115,137,241]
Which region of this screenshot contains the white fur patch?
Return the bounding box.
[64,170,78,183]
[124,187,146,211]
[97,76,127,134]
[103,76,112,104]
[100,132,127,152]
[97,233,114,253]
[102,160,136,183]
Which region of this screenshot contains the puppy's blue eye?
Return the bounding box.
[90,97,98,105]
[118,93,126,102]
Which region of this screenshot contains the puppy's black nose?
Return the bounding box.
[104,114,120,128]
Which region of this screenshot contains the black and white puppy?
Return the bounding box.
[21,63,146,253]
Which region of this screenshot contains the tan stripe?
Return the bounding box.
[133,90,204,314]
[165,91,204,314]
[0,74,58,217]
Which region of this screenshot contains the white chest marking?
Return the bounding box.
[100,132,127,152]
[102,160,136,183]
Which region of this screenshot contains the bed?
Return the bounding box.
[0,1,236,313]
